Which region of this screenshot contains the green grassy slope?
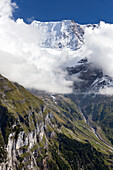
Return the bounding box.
[0,75,113,169]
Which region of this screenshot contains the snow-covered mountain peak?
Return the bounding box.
[31,20,84,50]
[67,58,113,94]
[32,19,72,26]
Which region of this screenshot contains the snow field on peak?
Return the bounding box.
[31,20,84,50]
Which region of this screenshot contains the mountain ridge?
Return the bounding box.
[0,74,113,169]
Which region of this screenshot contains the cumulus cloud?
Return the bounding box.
[0,0,78,94]
[84,22,113,77]
[0,0,17,18]
[83,22,113,94]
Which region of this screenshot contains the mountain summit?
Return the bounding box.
[31,20,84,50]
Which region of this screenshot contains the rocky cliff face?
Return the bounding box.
[0,75,113,169]
[67,58,113,93]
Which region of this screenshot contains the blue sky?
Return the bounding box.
[13,0,113,24]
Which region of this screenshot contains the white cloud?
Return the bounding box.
[0,0,17,18]
[83,21,113,94]
[0,0,77,94]
[84,22,113,77]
